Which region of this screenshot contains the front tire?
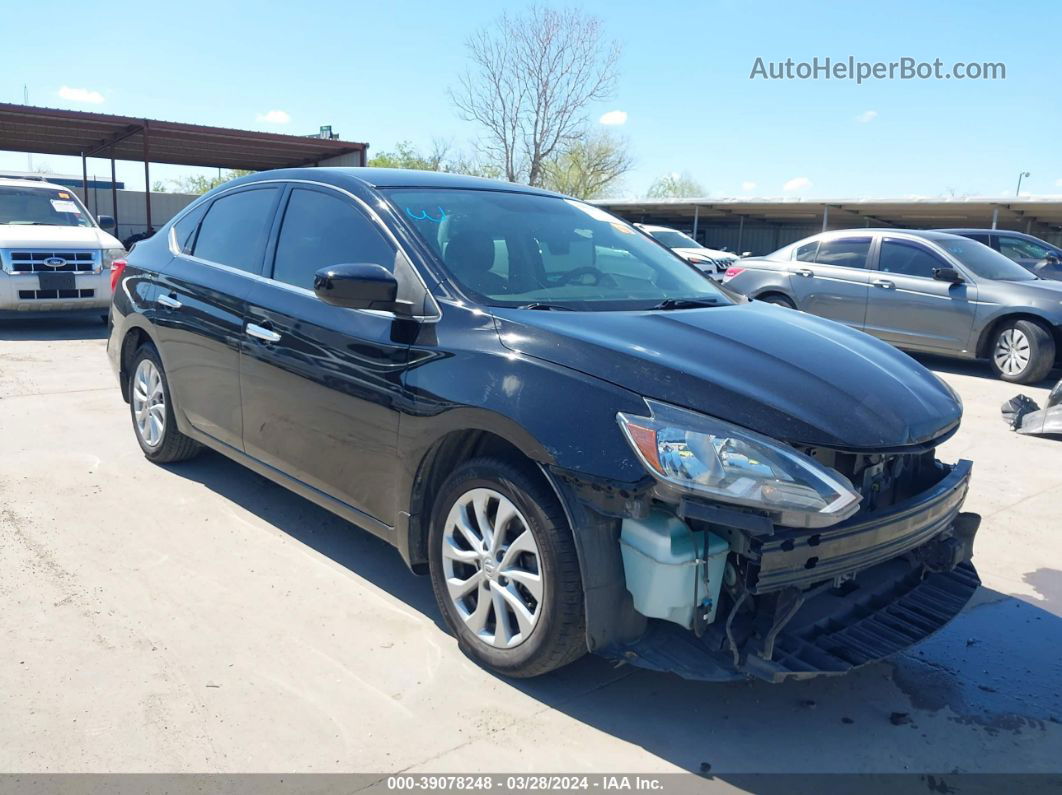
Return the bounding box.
[989,319,1055,384]
[128,344,201,463]
[428,458,586,677]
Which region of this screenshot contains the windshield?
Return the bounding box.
[384,188,729,311]
[936,238,1038,281]
[648,229,701,249]
[0,185,95,228]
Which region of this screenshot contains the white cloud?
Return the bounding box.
[783,177,812,192]
[741,180,757,192]
[1055,178,1062,187]
[256,110,291,124]
[598,110,628,126]
[855,109,878,124]
[58,85,104,104]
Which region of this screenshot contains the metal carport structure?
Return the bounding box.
[0,102,368,232]
[596,197,1062,254]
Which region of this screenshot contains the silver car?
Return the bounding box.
[722,229,1062,384]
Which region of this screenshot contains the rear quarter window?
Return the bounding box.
[192,187,280,273]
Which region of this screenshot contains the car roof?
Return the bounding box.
[804,228,969,243]
[940,227,1046,241]
[226,167,565,197]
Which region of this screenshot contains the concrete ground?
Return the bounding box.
[1,317,1060,776]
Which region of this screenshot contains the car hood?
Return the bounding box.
[0,225,122,249]
[674,246,734,260]
[996,278,1062,305]
[491,302,962,450]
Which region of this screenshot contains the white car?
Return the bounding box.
[635,223,740,274]
[0,177,125,321]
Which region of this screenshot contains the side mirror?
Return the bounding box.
[933,267,964,283]
[314,263,411,314]
[98,215,116,230]
[741,251,752,258]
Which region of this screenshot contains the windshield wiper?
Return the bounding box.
[516,303,575,311]
[651,297,721,310]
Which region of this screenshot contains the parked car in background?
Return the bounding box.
[108,168,980,683]
[635,223,739,275]
[941,228,1062,281]
[723,229,1062,384]
[0,177,124,321]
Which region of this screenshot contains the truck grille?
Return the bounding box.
[18,289,96,300]
[1,250,100,274]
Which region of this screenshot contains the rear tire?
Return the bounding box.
[427,457,586,678]
[128,344,201,463]
[988,319,1055,384]
[758,293,796,309]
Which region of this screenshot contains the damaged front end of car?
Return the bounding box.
[555,399,981,683]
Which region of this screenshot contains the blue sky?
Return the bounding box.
[2,0,1059,198]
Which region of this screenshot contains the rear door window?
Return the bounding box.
[878,239,947,278]
[814,237,871,269]
[794,240,819,262]
[171,202,209,254]
[193,187,280,274]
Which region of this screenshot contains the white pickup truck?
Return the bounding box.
[0,177,125,321]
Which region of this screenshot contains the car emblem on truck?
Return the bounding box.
[43,257,66,268]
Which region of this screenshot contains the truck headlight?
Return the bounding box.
[103,248,126,270]
[618,400,861,528]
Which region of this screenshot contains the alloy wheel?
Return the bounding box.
[441,488,543,649]
[994,328,1031,376]
[132,359,166,448]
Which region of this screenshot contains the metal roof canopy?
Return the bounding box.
[597,197,1062,233]
[0,102,368,232]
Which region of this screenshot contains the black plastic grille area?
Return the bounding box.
[17,289,95,300]
[8,251,97,273]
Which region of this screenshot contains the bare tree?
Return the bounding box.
[451,6,620,186]
[540,131,632,199]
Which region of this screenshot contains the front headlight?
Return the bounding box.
[102,247,126,270]
[618,400,861,528]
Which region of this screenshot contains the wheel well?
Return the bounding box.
[405,430,558,574]
[754,290,794,305]
[118,327,150,402]
[975,313,1057,359]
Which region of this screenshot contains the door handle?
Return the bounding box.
[872,279,895,289]
[246,322,281,343]
[795,268,814,278]
[156,293,182,309]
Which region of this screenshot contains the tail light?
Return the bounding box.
[723,266,745,281]
[110,259,127,292]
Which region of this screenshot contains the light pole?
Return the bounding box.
[1016,171,1030,196]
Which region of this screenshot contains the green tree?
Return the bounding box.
[647,172,705,199]
[369,139,503,179]
[368,141,444,171]
[539,131,631,199]
[167,169,255,195]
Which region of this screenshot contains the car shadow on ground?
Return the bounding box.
[0,317,109,341]
[909,352,1060,389]
[171,449,1062,775]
